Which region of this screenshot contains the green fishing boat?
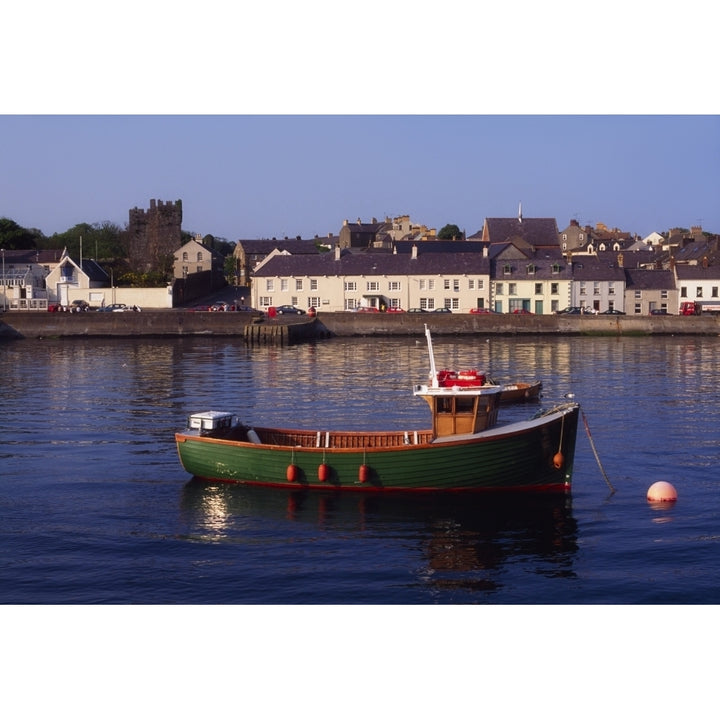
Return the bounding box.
[175,327,579,492]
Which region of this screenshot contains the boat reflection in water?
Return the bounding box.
[179,479,579,598]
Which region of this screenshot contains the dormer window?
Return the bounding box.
[551,263,561,274]
[526,264,536,275]
[503,264,512,275]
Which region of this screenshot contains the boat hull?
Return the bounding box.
[175,403,579,493]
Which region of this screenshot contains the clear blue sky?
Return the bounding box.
[2,6,718,243]
[1,115,718,242]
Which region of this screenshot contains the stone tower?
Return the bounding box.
[125,198,183,273]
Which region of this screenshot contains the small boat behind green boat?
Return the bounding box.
[175,327,579,492]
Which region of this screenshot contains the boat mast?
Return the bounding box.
[424,324,439,388]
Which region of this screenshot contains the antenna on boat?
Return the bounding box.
[424,324,439,387]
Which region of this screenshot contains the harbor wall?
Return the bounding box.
[2,309,719,341]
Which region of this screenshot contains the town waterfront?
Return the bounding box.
[2,332,719,605]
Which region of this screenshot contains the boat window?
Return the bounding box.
[456,396,475,414]
[437,397,453,414]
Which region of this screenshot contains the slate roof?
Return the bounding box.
[569,260,627,282]
[674,264,720,280]
[1,248,68,265]
[491,255,573,280]
[253,248,491,277]
[393,240,486,254]
[236,239,320,256]
[624,268,675,290]
[484,217,560,247]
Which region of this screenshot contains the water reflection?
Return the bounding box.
[180,480,579,595]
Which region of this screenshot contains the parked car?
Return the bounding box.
[650,309,671,315]
[432,307,452,313]
[555,307,583,315]
[275,305,305,315]
[469,307,492,314]
[356,306,379,313]
[69,299,91,312]
[407,308,427,313]
[385,307,405,313]
[209,302,229,312]
[512,308,533,314]
[98,303,129,312]
[232,305,260,313]
[600,308,626,315]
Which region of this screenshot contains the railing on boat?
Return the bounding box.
[255,427,435,449]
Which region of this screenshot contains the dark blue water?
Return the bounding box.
[2,334,719,605]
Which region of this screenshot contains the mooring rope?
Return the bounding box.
[581,409,615,494]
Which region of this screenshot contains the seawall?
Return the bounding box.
[314,312,720,337]
[2,309,719,341]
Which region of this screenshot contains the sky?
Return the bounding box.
[3,5,718,245]
[2,114,718,243]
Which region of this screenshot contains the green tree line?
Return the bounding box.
[0,217,236,287]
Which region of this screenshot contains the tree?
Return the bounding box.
[45,221,125,260]
[0,217,43,249]
[437,224,463,240]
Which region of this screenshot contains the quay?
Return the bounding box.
[2,309,719,342]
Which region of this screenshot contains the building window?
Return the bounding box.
[552,264,561,274]
[420,298,435,310]
[551,283,558,295]
[196,266,202,274]
[388,281,401,291]
[508,283,517,295]
[259,296,272,307]
[503,264,512,275]
[712,286,718,298]
[295,279,303,291]
[535,283,542,295]
[428,279,435,290]
[526,264,535,275]
[680,287,687,298]
[280,279,288,291]
[453,279,459,292]
[660,289,668,299]
[196,252,203,262]
[580,282,587,295]
[634,303,641,314]
[310,279,318,291]
[468,279,475,289]
[308,296,320,308]
[344,281,356,292]
[608,282,615,295]
[366,281,379,291]
[593,282,600,295]
[696,287,703,298]
[496,283,504,295]
[634,290,641,299]
[449,298,459,310]
[419,279,426,290]
[182,252,188,261]
[266,279,274,292]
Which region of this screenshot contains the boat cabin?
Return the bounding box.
[413,385,501,438]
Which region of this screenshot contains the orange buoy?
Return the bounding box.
[318,463,330,482]
[358,464,370,483]
[552,452,564,469]
[286,464,299,482]
[647,481,677,503]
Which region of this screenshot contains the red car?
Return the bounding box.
[512,308,533,314]
[356,306,379,313]
[469,307,492,314]
[386,307,405,313]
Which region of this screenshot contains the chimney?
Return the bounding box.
[411,245,418,260]
[335,245,341,261]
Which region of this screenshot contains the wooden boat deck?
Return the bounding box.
[253,427,435,449]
